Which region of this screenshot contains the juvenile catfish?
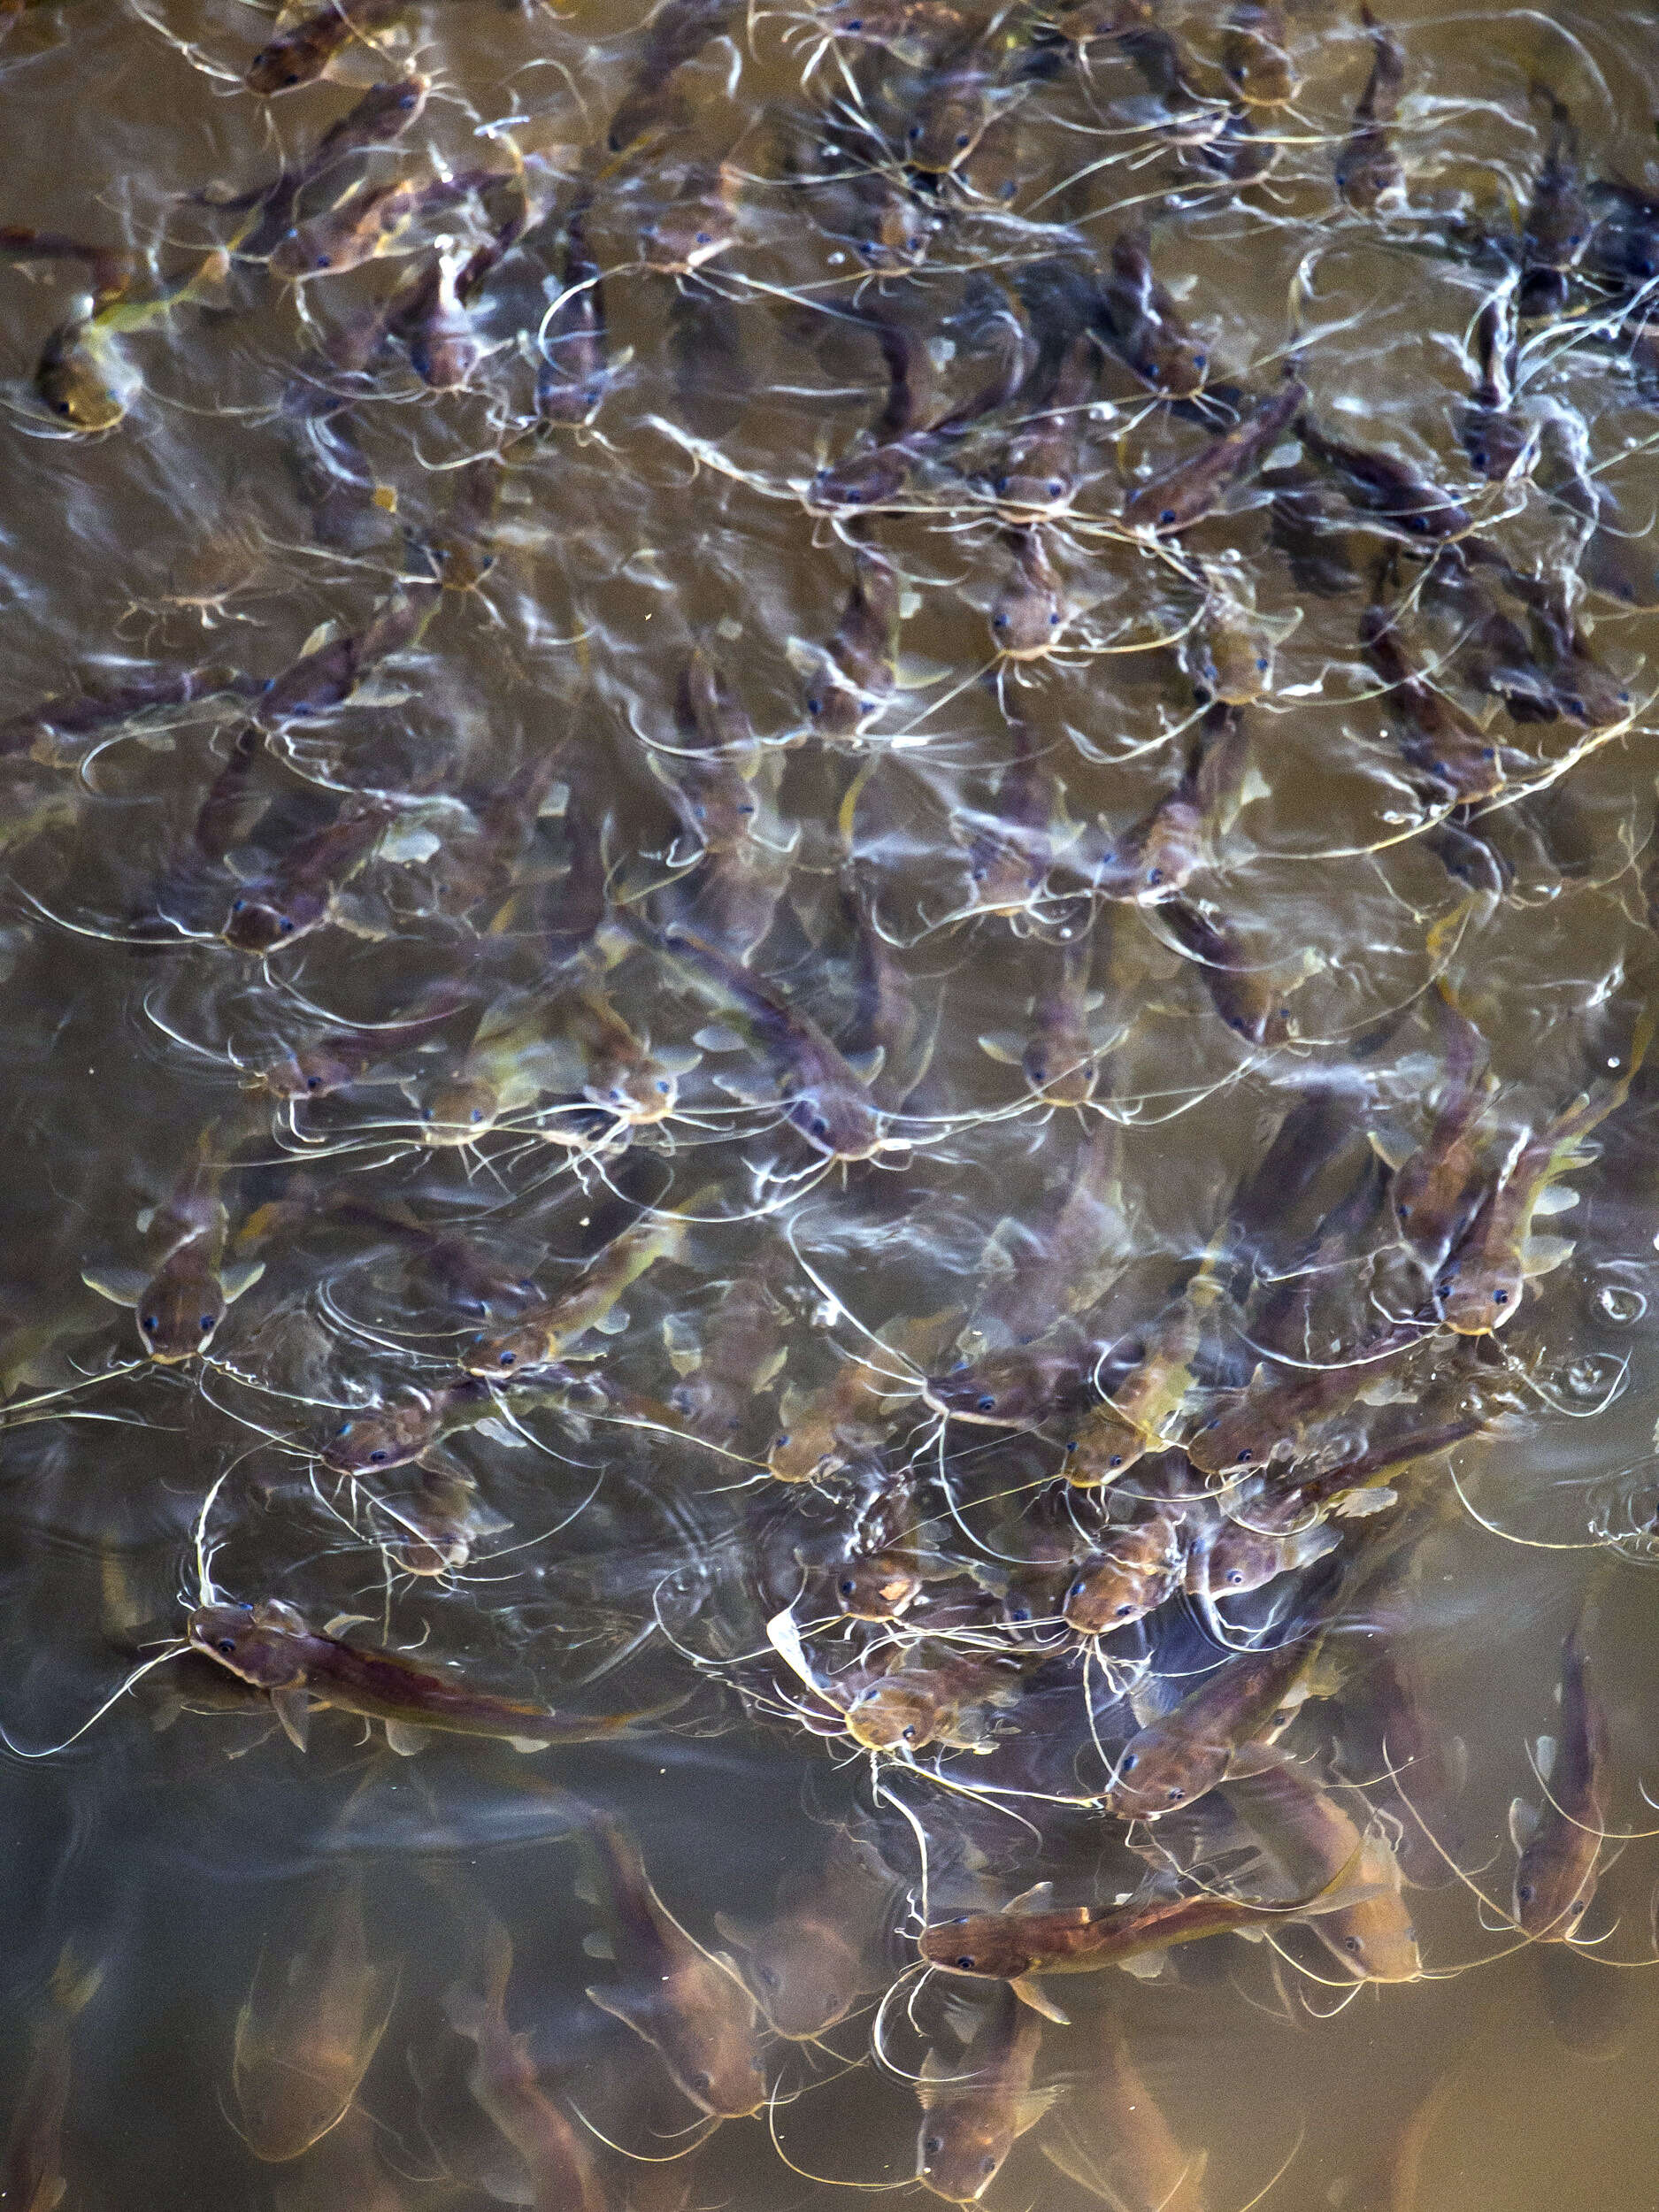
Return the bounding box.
[232,1877,398,2162]
[82,1122,264,1363]
[444,1920,607,2212]
[1509,1622,1608,1942]
[919,1854,1354,2018]
[577,1813,767,2119]
[187,1600,673,1755]
[915,1987,1054,2203]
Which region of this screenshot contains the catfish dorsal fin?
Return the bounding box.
[1003,1881,1055,1916]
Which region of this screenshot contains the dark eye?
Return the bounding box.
[1120,1752,1138,1771]
[1159,508,1176,525]
[216,1638,236,1655]
[314,254,332,271]
[1194,351,1207,370]
[1493,1288,1509,1304]
[232,899,246,913]
[981,2155,996,2174]
[657,1079,672,1094]
[955,132,969,148]
[902,1724,917,1740]
[773,1432,790,1449]
[695,230,712,245]
[840,1578,856,1597]
[1517,1883,1534,1903]
[977,1395,996,1411]
[1115,1601,1133,1617]
[199,1314,214,1333]
[693,2072,713,2094]
[1147,867,1164,885]
[1047,479,1063,496]
[1166,1786,1184,1802]
[1256,655,1269,671]
[1226,1569,1244,1586]
[908,124,923,142]
[925,2137,943,2157]
[993,614,1010,629]
[1070,1579,1087,1597]
[956,1955,974,1970]
[498,1350,516,1367]
[1344,1935,1363,1953]
[278,918,294,933]
[1236,1448,1253,1463]
[470,1109,483,1123]
[810,1116,830,1139]
[1109,1453,1123,1468]
[142,1315,159,1333]
[305,1075,322,1091]
[806,695,822,713]
[369,1448,388,1463]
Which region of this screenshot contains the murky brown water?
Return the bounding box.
[6,0,1659,2205]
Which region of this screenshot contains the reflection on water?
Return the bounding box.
[5,0,1659,2204]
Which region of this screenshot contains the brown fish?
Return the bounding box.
[1334,4,1405,210]
[187,1600,672,1755]
[1123,377,1305,535]
[444,1921,607,2212]
[1,1947,102,2212]
[1509,1623,1608,1941]
[233,1878,398,2161]
[1104,1625,1325,1818]
[915,1989,1053,2201]
[578,1814,766,2118]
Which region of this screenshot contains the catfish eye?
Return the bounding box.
[314,254,332,271]
[908,124,924,142]
[1166,1786,1184,1802]
[806,695,822,714]
[232,899,246,913]
[278,918,294,933]
[993,613,1010,629]
[925,2137,943,2157]
[1147,867,1164,885]
[1517,1883,1534,1903]
[774,1432,790,1448]
[758,1963,780,1987]
[956,1955,974,1970]
[1493,1288,1509,1304]
[216,1637,236,1655]
[1109,1453,1123,1468]
[1159,507,1176,525]
[1225,1569,1244,1586]
[1256,655,1269,671]
[977,1395,996,1411]
[692,2073,713,2095]
[1120,1752,1138,1771]
[1344,1935,1363,1953]
[1194,351,1207,369]
[471,1109,483,1124]
[199,1314,214,1333]
[1115,1601,1133,1617]
[498,1350,516,1367]
[902,1724,917,1740]
[840,1578,856,1597]
[1070,1579,1087,1597]
[369,1448,388,1463]
[142,1315,159,1333]
[1236,1447,1253,1463]
[954,132,969,149]
[306,1075,322,1091]
[657,1079,672,1094]
[810,1116,830,1139]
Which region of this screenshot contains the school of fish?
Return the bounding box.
[6,0,1659,2203]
